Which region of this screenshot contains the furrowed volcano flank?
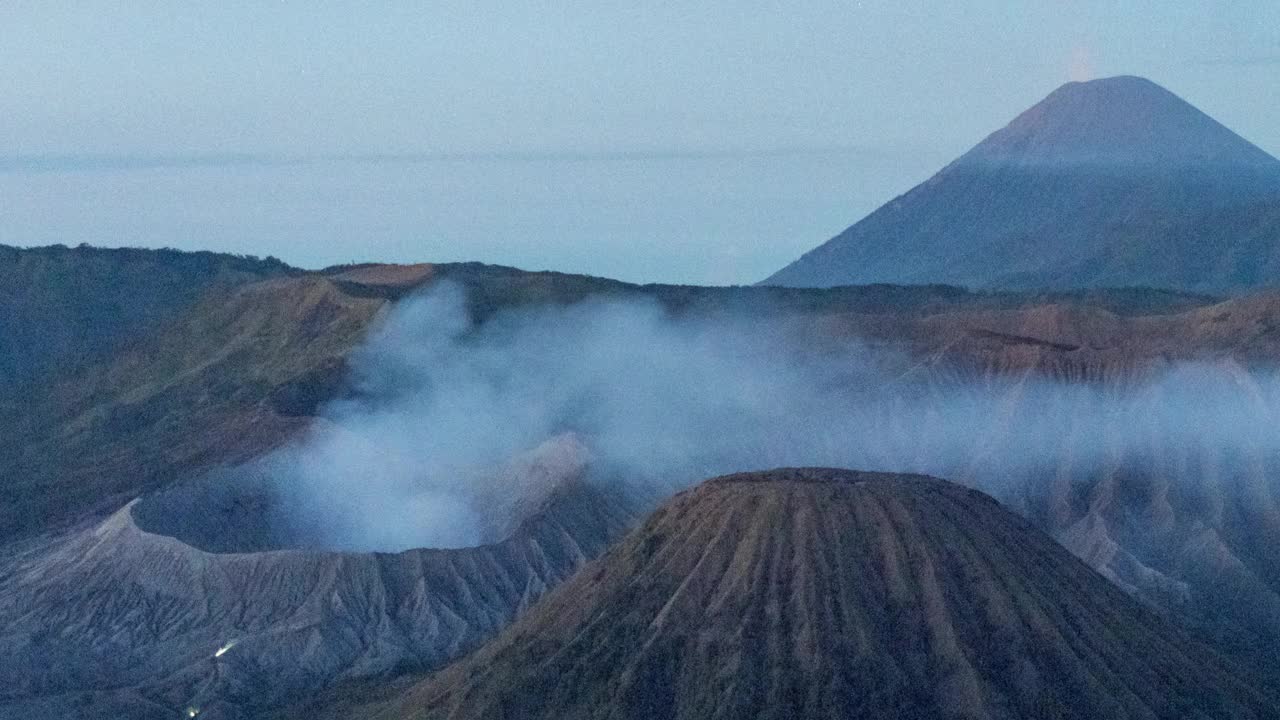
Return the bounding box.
[766,76,1280,293]
[348,468,1278,720]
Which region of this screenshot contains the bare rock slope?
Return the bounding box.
[0,462,636,720]
[342,469,1279,720]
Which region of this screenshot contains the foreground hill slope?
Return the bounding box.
[336,469,1277,720]
[766,76,1280,293]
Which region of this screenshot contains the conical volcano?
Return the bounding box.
[766,76,1280,293]
[332,468,1279,720]
[961,75,1277,168]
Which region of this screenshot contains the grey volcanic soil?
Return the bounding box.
[0,450,637,720]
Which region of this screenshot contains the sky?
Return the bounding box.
[2,1,1278,284]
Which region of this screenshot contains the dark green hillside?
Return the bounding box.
[0,243,293,390]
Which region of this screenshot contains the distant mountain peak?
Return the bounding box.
[958,75,1278,169]
[765,77,1280,293]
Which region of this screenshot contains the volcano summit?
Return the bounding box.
[767,76,1280,293]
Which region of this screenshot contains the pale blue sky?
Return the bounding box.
[2,2,1278,283]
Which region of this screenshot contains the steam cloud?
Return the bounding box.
[242,282,1280,552]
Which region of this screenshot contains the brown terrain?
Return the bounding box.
[317,469,1278,720]
[4,246,1280,717]
[0,271,388,540]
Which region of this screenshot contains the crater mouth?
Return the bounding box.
[131,433,593,554]
[131,467,322,553]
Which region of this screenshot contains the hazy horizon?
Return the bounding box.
[4,2,1278,284]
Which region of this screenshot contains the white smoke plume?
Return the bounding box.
[240,281,1280,552]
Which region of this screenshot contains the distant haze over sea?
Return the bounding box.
[0,148,944,286]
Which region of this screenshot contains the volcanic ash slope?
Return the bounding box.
[348,468,1279,720]
[0,440,636,720]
